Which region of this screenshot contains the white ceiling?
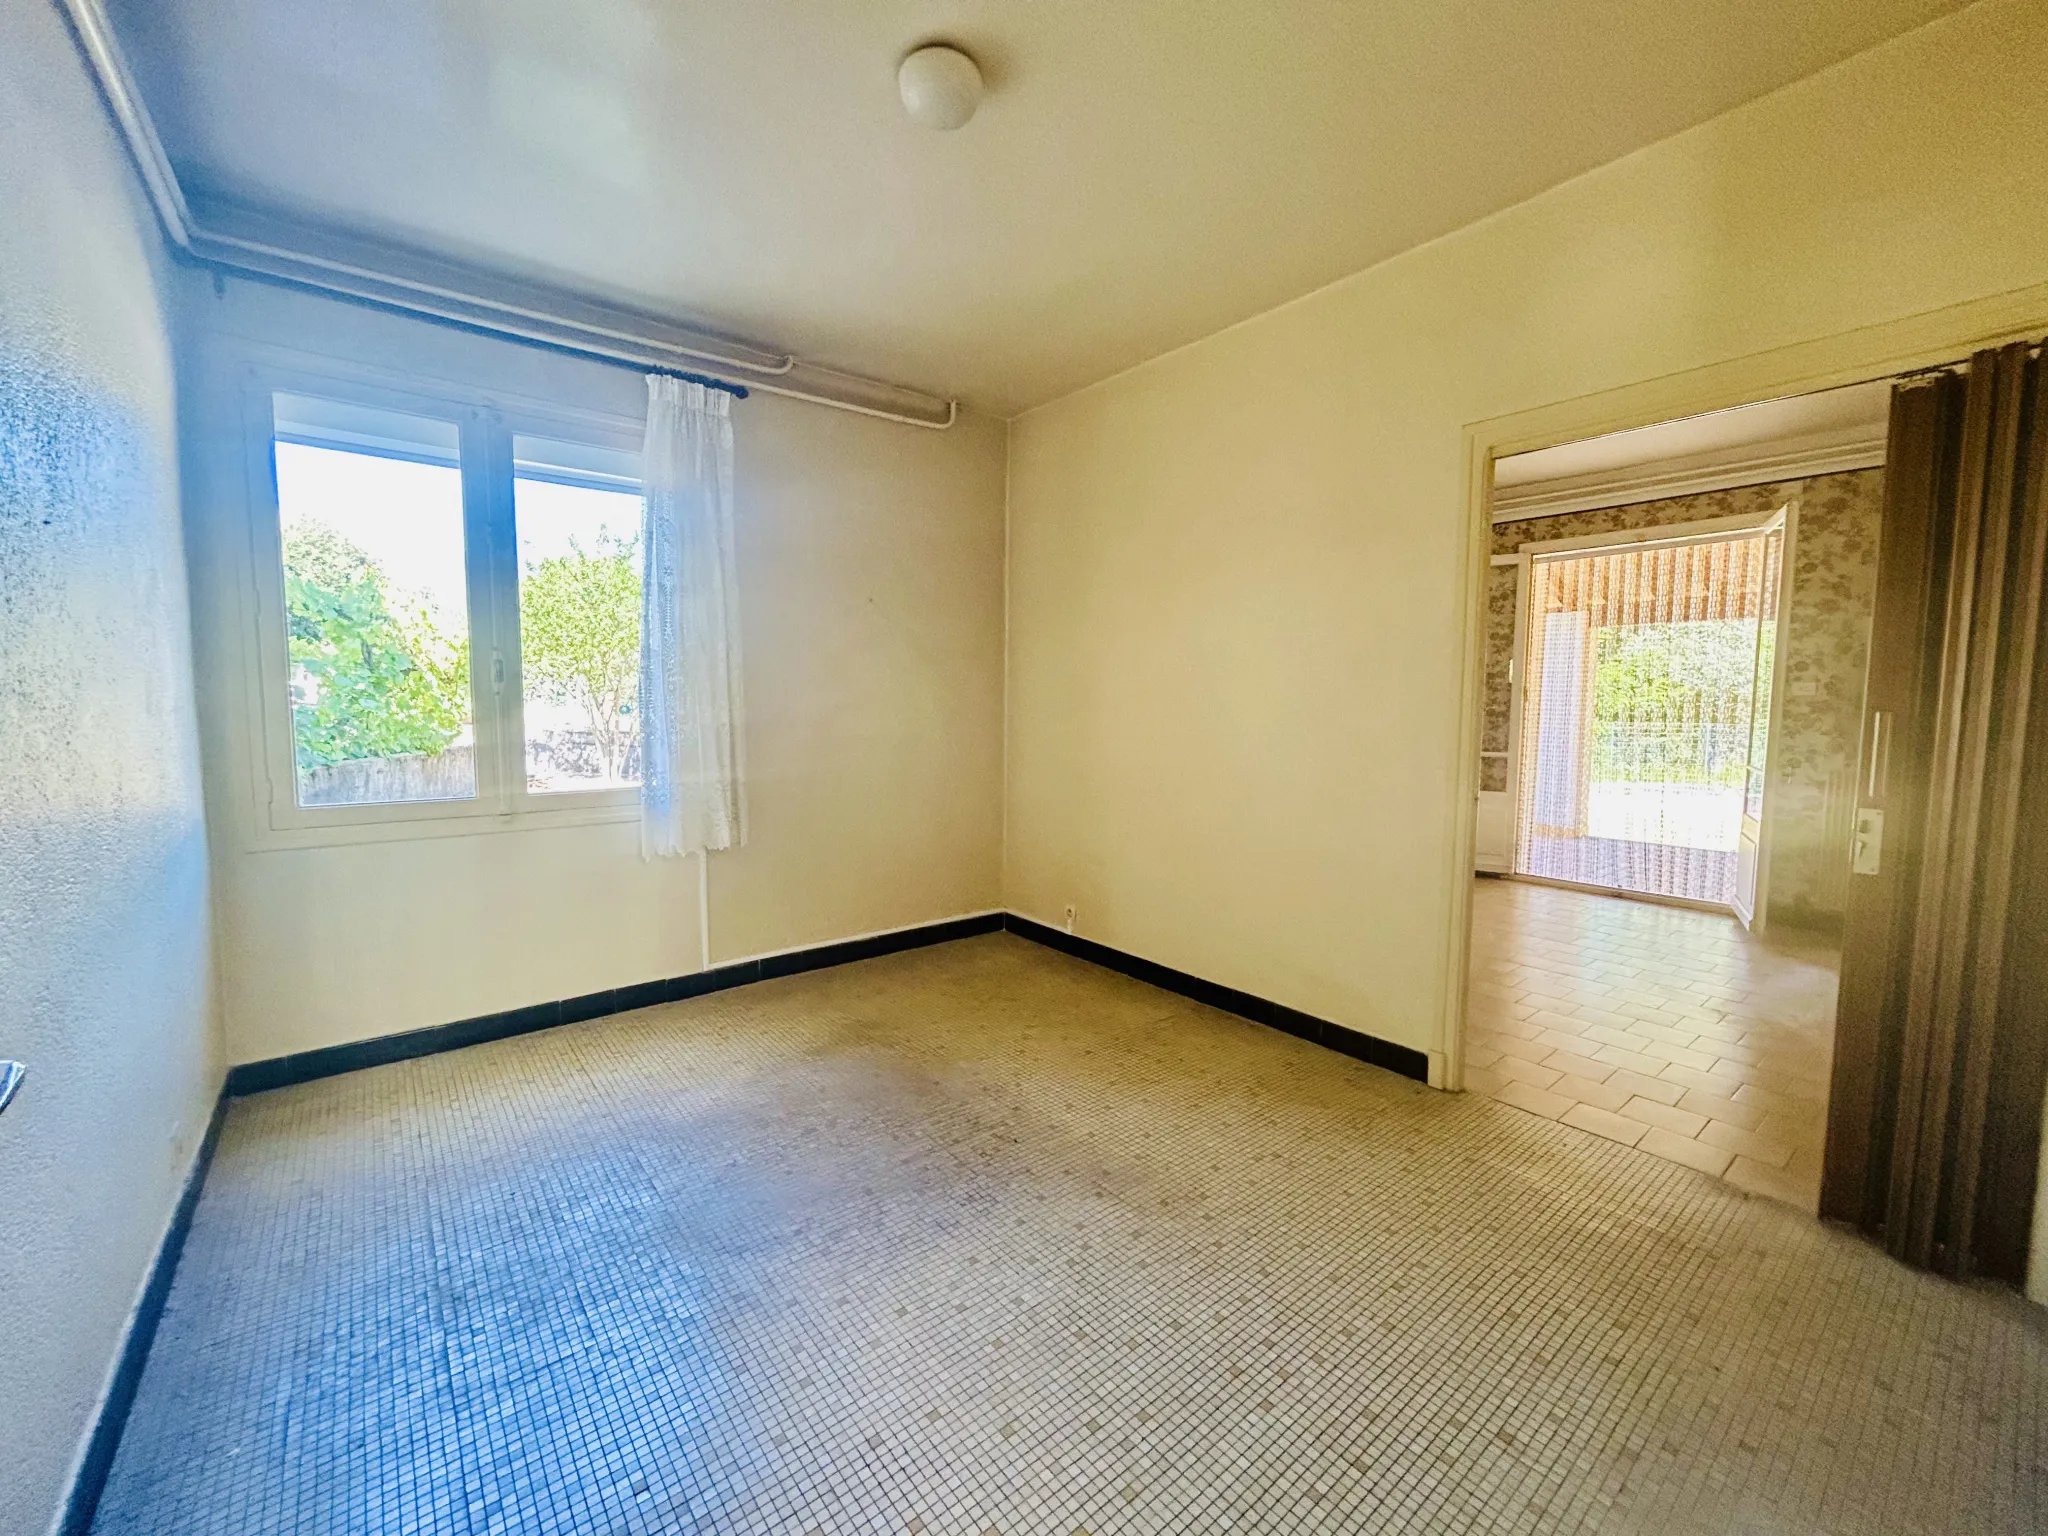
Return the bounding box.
[107,1,1969,416]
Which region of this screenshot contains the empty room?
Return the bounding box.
[5,3,2048,1534]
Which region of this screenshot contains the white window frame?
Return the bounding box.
[234,357,646,844]
[496,404,648,822]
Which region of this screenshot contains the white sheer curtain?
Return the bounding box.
[638,376,746,859]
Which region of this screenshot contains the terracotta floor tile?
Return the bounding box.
[1788,1142,1826,1181]
[1629,1019,1707,1050]
[1725,1154,1822,1210]
[1464,878,1838,1213]
[1698,1119,1799,1169]
[1592,1043,1670,1077]
[1493,1055,1566,1093]
[1561,1102,1650,1147]
[1616,1097,1710,1138]
[1492,1077,1574,1120]
[1637,1126,1736,1178]
[1521,1008,1589,1037]
[1733,1081,1826,1116]
[1562,1003,1637,1030]
[1578,1022,1648,1053]
[1485,1031,1555,1064]
[1634,1037,1722,1073]
[1684,1016,1752,1046]
[1658,1062,1738,1097]
[1756,1109,1826,1150]
[1604,1068,1686,1107]
[1549,1073,1634,1114]
[1540,1048,1616,1083]
[1675,1087,1769,1131]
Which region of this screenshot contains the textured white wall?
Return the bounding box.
[177,276,1006,1065]
[0,6,219,1535]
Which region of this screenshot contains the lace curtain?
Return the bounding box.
[638,376,747,858]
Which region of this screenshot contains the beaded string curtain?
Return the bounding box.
[1514,528,1780,905]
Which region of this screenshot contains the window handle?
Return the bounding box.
[0,1060,24,1116]
[491,651,506,694]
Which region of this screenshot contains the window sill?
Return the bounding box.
[242,796,641,853]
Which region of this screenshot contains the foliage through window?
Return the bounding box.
[513,436,645,792]
[265,393,647,824]
[273,395,475,807]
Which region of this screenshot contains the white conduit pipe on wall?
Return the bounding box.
[57,0,959,430]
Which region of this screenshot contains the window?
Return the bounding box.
[513,437,645,793]
[256,381,646,835]
[272,395,476,808]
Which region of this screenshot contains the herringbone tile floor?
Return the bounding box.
[1466,878,1837,1210]
[94,934,2042,1534]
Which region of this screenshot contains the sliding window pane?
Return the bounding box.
[513,436,644,793]
[272,394,476,807]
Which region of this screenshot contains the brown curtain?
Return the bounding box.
[1822,341,2048,1282]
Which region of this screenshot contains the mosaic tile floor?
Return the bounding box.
[96,935,2044,1535]
[1466,878,1838,1211]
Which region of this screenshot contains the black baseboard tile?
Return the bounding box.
[58,1092,229,1536]
[224,999,563,1095]
[1001,914,1430,1084]
[225,913,1007,1097]
[669,960,762,1001]
[609,979,672,1015]
[756,912,1005,981]
[220,910,1422,1097]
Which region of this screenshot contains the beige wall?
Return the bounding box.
[1004,0,2048,1074]
[0,5,220,1533]
[180,277,1005,1066]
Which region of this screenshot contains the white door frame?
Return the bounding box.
[1440,276,2048,1096]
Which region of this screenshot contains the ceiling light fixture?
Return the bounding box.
[898,43,983,131]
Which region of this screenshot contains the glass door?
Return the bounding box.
[1513,518,1785,909]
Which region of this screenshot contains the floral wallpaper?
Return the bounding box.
[1479,565,1518,793]
[1482,468,1884,932]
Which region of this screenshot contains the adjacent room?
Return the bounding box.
[1466,386,1887,1210]
[6,3,2048,1534]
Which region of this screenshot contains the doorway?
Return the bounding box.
[1464,383,1888,1210]
[1458,331,2048,1294]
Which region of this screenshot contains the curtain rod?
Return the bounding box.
[57,0,954,430]
[660,369,749,400]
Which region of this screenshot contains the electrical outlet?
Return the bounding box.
[1062,904,1076,934]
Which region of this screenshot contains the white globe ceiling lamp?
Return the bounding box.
[898,43,984,130]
